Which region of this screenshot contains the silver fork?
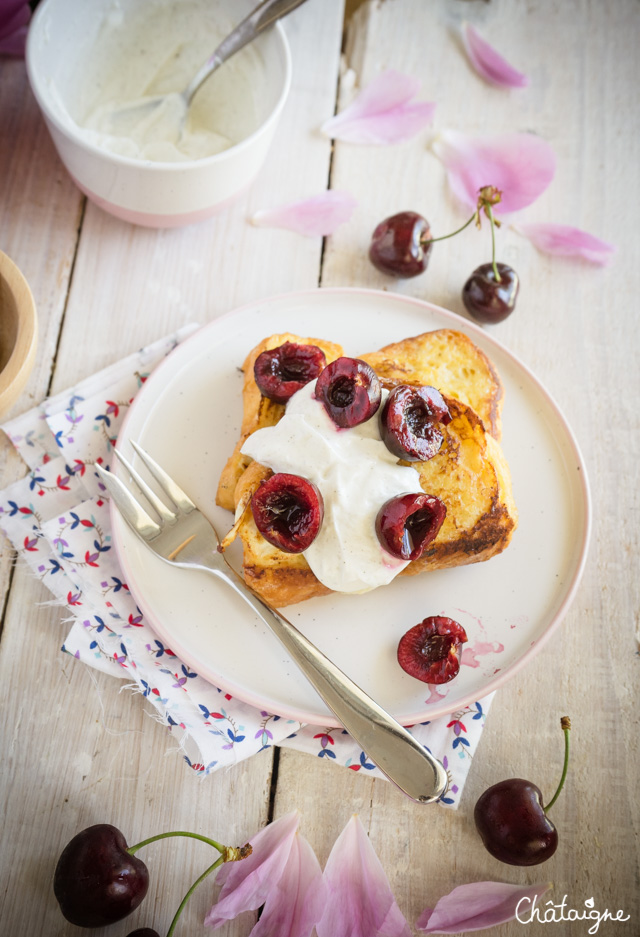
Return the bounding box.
[95,443,448,805]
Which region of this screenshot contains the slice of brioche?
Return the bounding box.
[360,329,504,439]
[230,394,516,606]
[216,333,344,512]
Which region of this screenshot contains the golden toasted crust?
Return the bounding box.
[218,331,517,607]
[360,329,504,439]
[216,333,344,511]
[398,396,517,575]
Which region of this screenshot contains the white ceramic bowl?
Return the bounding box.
[26,0,291,228]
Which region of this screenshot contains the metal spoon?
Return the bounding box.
[104,0,308,137]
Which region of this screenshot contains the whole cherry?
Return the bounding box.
[54,826,248,934]
[474,716,571,866]
[369,211,433,278]
[462,262,519,323]
[53,824,149,927]
[461,188,519,323]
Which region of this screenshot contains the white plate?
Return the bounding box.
[113,288,591,725]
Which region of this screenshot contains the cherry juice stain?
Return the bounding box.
[452,608,505,668]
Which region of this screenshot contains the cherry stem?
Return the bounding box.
[128,830,225,856]
[486,205,501,282]
[165,854,224,937]
[421,213,476,246]
[544,716,571,812]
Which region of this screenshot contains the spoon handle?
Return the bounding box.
[185,0,309,104]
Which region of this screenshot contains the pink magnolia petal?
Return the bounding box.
[336,70,422,119]
[432,129,556,214]
[251,190,357,237]
[516,222,616,265]
[316,815,411,937]
[204,811,300,929]
[0,1,29,37]
[0,23,26,55]
[416,881,553,933]
[322,70,435,144]
[462,23,529,88]
[251,834,326,937]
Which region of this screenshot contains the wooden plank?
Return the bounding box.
[0,57,84,604]
[0,2,346,934]
[274,1,640,933]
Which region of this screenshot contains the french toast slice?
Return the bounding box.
[216,330,517,607]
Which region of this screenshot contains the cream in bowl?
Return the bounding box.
[26,0,292,227]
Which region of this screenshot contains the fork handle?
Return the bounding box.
[208,565,448,804]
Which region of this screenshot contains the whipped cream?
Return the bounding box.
[241,382,424,594]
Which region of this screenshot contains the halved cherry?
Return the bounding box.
[380,384,451,461]
[254,342,327,404]
[397,616,468,684]
[375,493,446,561]
[314,356,381,428]
[251,472,324,553]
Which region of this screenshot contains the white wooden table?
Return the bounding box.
[1,1,638,934]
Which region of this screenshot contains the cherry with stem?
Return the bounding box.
[462,187,520,324]
[474,716,571,866]
[54,824,251,934]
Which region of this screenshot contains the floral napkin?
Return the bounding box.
[0,327,493,807]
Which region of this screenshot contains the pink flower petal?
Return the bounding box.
[251,833,326,937]
[516,222,616,265]
[0,0,30,56]
[0,24,27,55]
[461,23,529,88]
[204,811,300,929]
[416,881,553,933]
[432,130,556,214]
[251,190,357,238]
[316,815,411,937]
[0,0,29,36]
[322,70,435,144]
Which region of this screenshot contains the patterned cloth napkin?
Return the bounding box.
[0,327,493,807]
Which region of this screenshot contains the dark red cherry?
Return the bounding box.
[376,493,446,561]
[53,824,149,927]
[369,211,433,278]
[462,262,519,323]
[251,473,323,553]
[397,616,467,684]
[126,930,161,937]
[314,356,381,428]
[254,342,326,403]
[380,384,451,461]
[474,779,558,866]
